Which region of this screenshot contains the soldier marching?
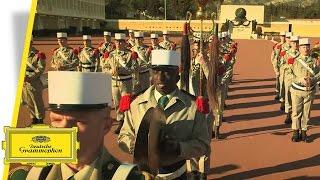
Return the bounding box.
[78,35,100,72]
[22,36,46,125]
[51,32,79,71]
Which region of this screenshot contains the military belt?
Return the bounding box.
[291,82,315,91]
[81,64,95,68]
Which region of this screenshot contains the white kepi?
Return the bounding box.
[48,71,112,111]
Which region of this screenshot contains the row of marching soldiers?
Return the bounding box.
[23,30,177,125]
[271,31,320,142]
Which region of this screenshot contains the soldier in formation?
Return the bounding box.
[279,35,300,124]
[149,33,164,50]
[10,71,153,179]
[219,31,237,99]
[126,29,136,49]
[278,32,293,111]
[22,36,46,124]
[290,38,320,142]
[78,35,99,72]
[98,31,115,54]
[159,30,177,50]
[271,31,286,100]
[102,33,139,134]
[131,31,152,93]
[51,32,79,71]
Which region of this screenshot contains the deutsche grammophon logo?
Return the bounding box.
[2,125,79,166]
[32,135,51,143]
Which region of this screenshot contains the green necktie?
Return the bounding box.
[158,96,169,109]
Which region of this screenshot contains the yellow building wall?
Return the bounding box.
[104,20,320,37]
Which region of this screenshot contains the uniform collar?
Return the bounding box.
[154,87,177,104]
[138,86,187,110]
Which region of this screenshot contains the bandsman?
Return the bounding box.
[278,32,293,110]
[51,32,79,71]
[212,33,234,138]
[290,38,320,142]
[150,33,164,50]
[279,35,300,124]
[159,30,177,50]
[126,29,136,49]
[271,31,286,100]
[118,50,210,179]
[22,36,46,124]
[222,31,237,85]
[78,35,100,72]
[102,33,139,134]
[131,31,152,93]
[219,32,237,102]
[10,72,153,179]
[98,31,115,55]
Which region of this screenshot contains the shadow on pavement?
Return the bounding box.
[285,176,320,180]
[232,78,275,84]
[229,84,274,91]
[217,155,320,179]
[209,164,240,175]
[228,99,277,110]
[228,91,275,100]
[223,124,288,138]
[225,110,283,122]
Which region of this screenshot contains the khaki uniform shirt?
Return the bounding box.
[293,55,320,88]
[103,49,139,79]
[118,86,210,166]
[127,38,135,49]
[79,47,99,72]
[271,42,284,71]
[51,46,79,71]
[279,48,300,78]
[98,42,115,54]
[131,45,151,71]
[159,40,176,50]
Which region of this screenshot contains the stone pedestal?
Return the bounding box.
[230,23,253,39]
